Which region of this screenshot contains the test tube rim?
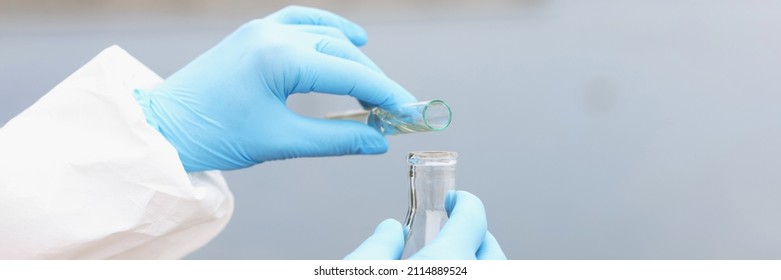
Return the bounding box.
[422,99,452,131]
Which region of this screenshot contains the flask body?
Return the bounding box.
[402,151,458,259]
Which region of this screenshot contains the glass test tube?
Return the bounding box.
[325,100,452,135]
[402,151,458,259]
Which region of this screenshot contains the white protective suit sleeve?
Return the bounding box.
[0,46,234,259]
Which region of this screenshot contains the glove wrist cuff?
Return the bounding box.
[132,88,218,173]
[132,88,163,132]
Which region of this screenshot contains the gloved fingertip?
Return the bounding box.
[446,191,482,216]
[334,17,368,46]
[421,190,486,258]
[344,218,404,260]
[347,26,368,46]
[445,190,458,216]
[372,219,405,258]
[374,219,404,236]
[269,5,368,46]
[375,218,403,234]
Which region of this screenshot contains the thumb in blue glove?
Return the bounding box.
[134,6,416,172]
[345,191,506,260]
[344,219,406,260]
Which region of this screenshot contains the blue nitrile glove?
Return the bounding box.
[345,191,507,260]
[133,6,416,172]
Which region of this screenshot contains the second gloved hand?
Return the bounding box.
[134,6,416,172]
[345,191,507,260]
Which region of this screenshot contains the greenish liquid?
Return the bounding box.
[368,107,431,135]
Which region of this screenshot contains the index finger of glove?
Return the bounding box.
[266,5,368,46]
[297,52,417,108]
[435,191,488,254]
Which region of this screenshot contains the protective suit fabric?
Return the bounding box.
[0,46,234,259]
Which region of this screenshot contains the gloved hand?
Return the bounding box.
[345,191,507,260]
[133,6,416,172]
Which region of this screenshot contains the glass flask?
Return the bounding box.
[402,151,458,259]
[325,100,452,135]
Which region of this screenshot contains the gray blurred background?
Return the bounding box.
[2,0,781,259]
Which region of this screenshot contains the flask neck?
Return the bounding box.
[407,151,458,211]
[403,151,458,259]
